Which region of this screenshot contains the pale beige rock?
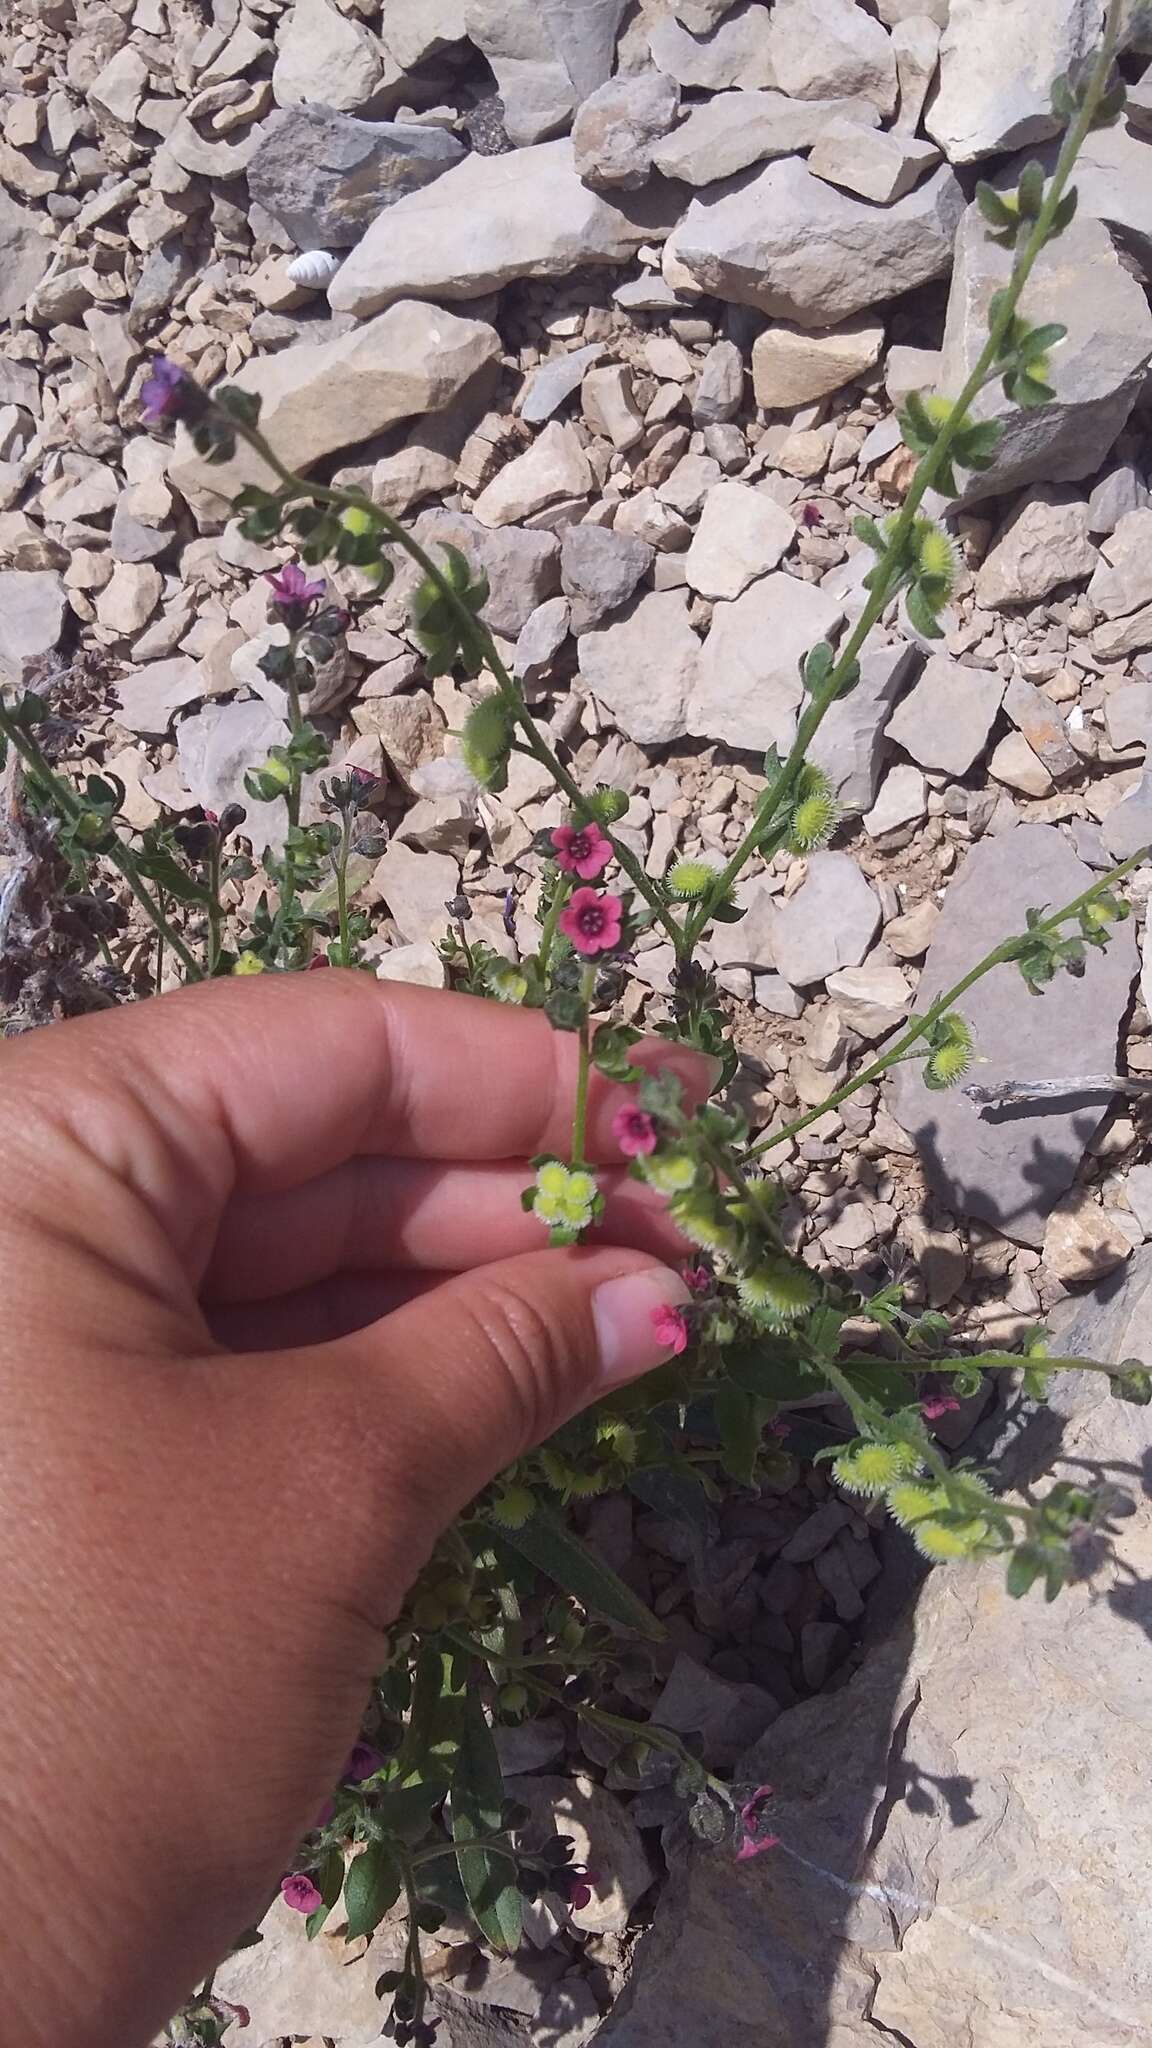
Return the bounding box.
[650,88,881,187]
[170,301,499,504]
[369,841,460,944]
[774,426,833,479]
[688,573,844,754]
[988,729,1052,797]
[375,940,448,987]
[825,960,913,1038]
[975,488,1099,608]
[1042,1188,1132,1285]
[273,0,384,111]
[582,363,645,451]
[884,895,939,958]
[1087,506,1152,621]
[863,761,926,837]
[213,1897,403,2046]
[112,656,203,736]
[473,421,592,526]
[927,0,1097,164]
[683,482,796,601]
[808,121,939,203]
[88,44,148,126]
[767,0,898,116]
[579,589,699,744]
[503,1773,655,1935]
[753,318,884,409]
[0,568,65,683]
[96,562,161,636]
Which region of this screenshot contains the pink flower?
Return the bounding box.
[140,355,189,423]
[736,1831,781,1861]
[800,501,823,529]
[735,1784,779,1860]
[682,1264,712,1296]
[558,887,624,957]
[552,821,613,880]
[651,1303,689,1355]
[265,562,326,610]
[921,1394,961,1422]
[766,1418,792,1440]
[281,1872,323,1914]
[568,1879,593,1910]
[612,1105,658,1157]
[345,1742,383,1783]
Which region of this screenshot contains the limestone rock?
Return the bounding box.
[688,573,845,753]
[807,121,940,203]
[381,0,468,68]
[683,482,796,601]
[417,509,561,640]
[810,641,921,812]
[651,1653,778,1770]
[521,343,605,424]
[247,107,465,250]
[370,840,459,944]
[692,339,744,425]
[376,940,448,988]
[0,568,66,684]
[602,1296,1152,2048]
[890,825,1137,1245]
[537,0,632,103]
[752,317,885,409]
[95,562,160,636]
[213,1896,400,2045]
[825,959,913,1038]
[939,209,1152,503]
[329,140,664,318]
[514,595,570,682]
[648,5,776,91]
[770,852,881,987]
[177,700,304,860]
[668,157,964,327]
[1087,506,1152,620]
[573,70,680,192]
[1001,118,1152,284]
[561,523,653,630]
[891,12,942,134]
[767,0,898,116]
[578,589,698,744]
[1042,1188,1132,1286]
[112,656,203,737]
[650,89,880,187]
[0,189,49,323]
[1101,771,1152,863]
[273,0,384,112]
[975,487,1099,609]
[863,759,927,837]
[885,652,1005,776]
[171,302,500,504]
[473,422,592,526]
[987,728,1052,798]
[465,0,576,146]
[582,363,645,451]
[1001,674,1079,782]
[503,1774,655,1936]
[926,0,1099,164]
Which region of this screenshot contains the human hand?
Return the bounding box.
[0,972,708,2047]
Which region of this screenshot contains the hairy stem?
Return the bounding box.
[571,965,596,1167]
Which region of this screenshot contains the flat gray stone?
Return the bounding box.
[416,508,561,640]
[809,640,922,811]
[1000,118,1152,283]
[1087,507,1152,620]
[329,139,673,317]
[651,1653,778,1770]
[668,156,964,327]
[688,572,845,753]
[890,824,1138,1246]
[683,482,796,601]
[926,0,1099,164]
[693,338,744,425]
[520,342,605,424]
[1101,772,1152,863]
[0,569,66,685]
[0,188,50,323]
[885,652,1006,776]
[572,69,680,192]
[247,107,465,250]
[939,209,1152,504]
[768,0,897,114]
[649,4,776,90]
[561,521,653,630]
[578,588,699,744]
[975,487,1099,609]
[112,656,203,737]
[768,851,881,987]
[650,88,880,187]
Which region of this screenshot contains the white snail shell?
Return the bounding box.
[286,249,341,288]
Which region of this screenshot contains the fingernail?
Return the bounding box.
[592,1267,692,1388]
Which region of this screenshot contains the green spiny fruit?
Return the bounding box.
[461,694,515,792]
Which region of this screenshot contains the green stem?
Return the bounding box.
[745,851,1146,1160]
[205,837,223,977]
[682,6,1125,960]
[571,965,596,1168]
[216,413,687,951]
[274,639,305,966]
[0,701,203,982]
[335,811,352,968]
[524,1672,728,1795]
[536,871,572,979]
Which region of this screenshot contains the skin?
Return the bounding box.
[0,972,707,2048]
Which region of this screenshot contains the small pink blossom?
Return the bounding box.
[766,1418,792,1440]
[800,501,823,529]
[265,562,325,609]
[682,1264,712,1296]
[736,1831,781,1861]
[552,821,613,880]
[568,1879,593,1910]
[558,887,624,957]
[345,1742,384,1783]
[612,1105,658,1157]
[281,1872,323,1914]
[651,1303,689,1355]
[921,1394,961,1422]
[140,355,189,423]
[735,1784,779,1860]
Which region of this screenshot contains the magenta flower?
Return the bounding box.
[552,821,613,880]
[921,1394,961,1422]
[736,1830,781,1861]
[766,1417,792,1440]
[140,355,189,423]
[265,562,326,610]
[612,1104,658,1158]
[345,1742,384,1783]
[800,501,823,529]
[558,887,624,957]
[568,1879,593,1910]
[281,1872,323,1914]
[682,1264,712,1296]
[651,1303,689,1355]
[736,1784,779,1860]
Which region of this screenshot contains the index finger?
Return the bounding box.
[5,971,713,1232]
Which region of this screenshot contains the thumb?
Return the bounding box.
[319,1246,690,1573]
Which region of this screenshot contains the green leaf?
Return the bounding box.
[1016,160,1045,219]
[133,847,210,905]
[452,1681,523,1954]
[1019,322,1067,359]
[802,641,836,693]
[898,391,939,455]
[905,580,945,640]
[1006,1545,1044,1599]
[725,1340,819,1404]
[852,514,885,553]
[1050,73,1075,121]
[975,181,1018,232]
[343,1841,402,1941]
[714,1382,764,1488]
[590,1021,643,1081]
[1048,187,1078,236]
[392,1645,468,1787]
[491,1503,663,1639]
[305,1846,347,1941]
